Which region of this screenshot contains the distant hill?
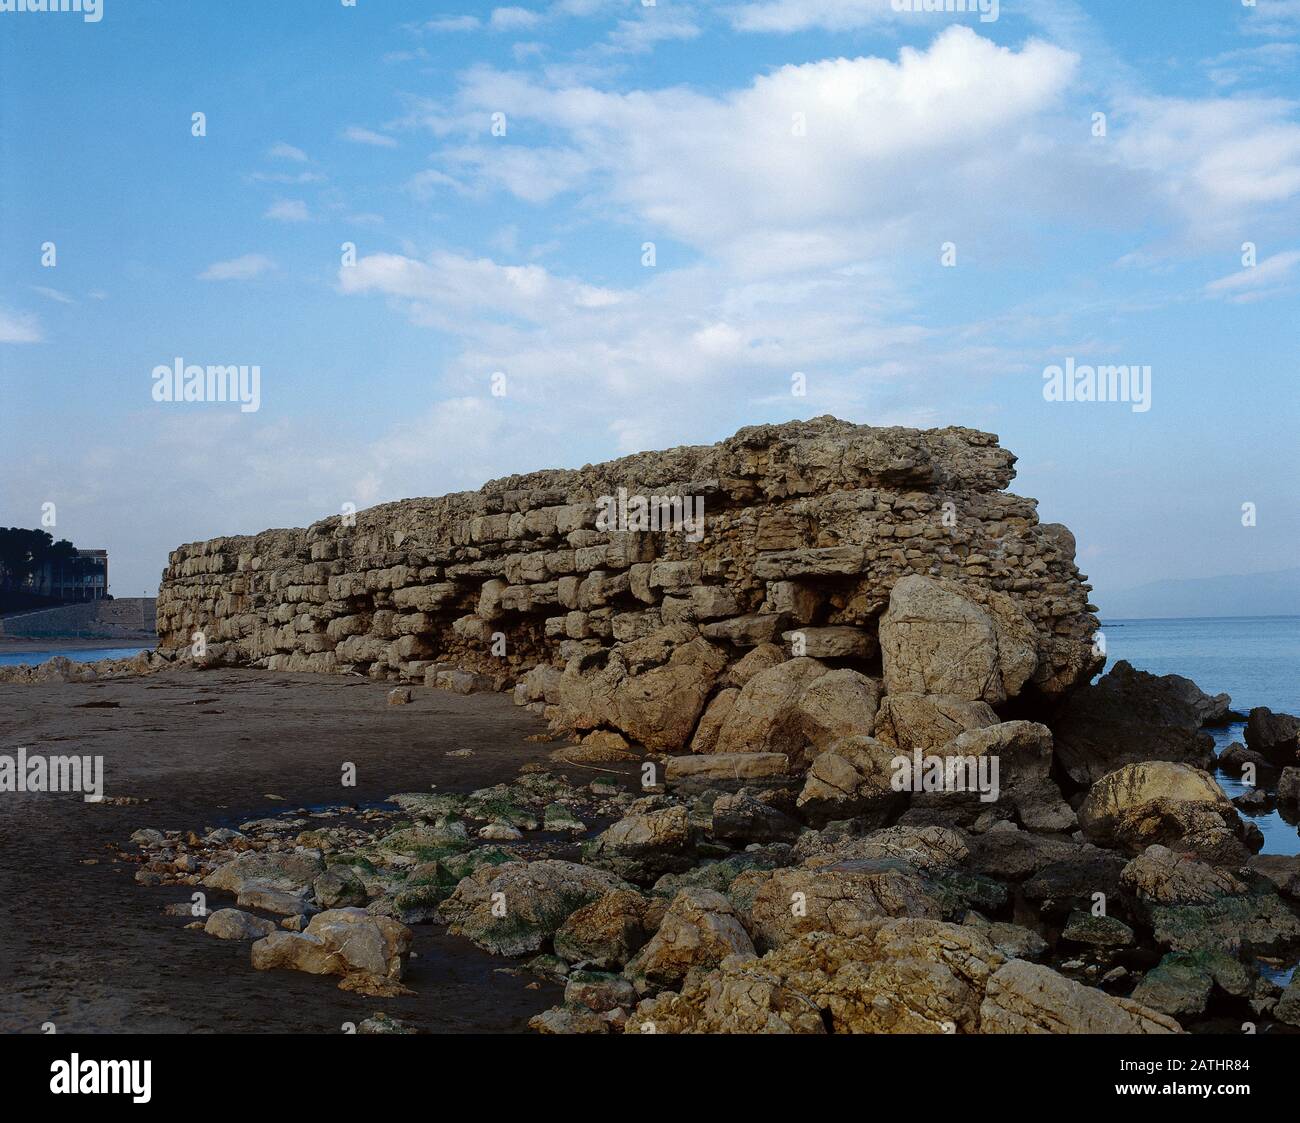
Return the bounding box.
[1099,567,1300,620]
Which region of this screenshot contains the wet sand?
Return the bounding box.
[0,668,591,1034]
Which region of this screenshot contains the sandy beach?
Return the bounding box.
[0,667,626,1034]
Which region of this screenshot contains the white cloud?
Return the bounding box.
[264,199,311,223]
[268,141,308,162]
[1204,42,1299,88]
[434,28,1080,272]
[198,254,277,281]
[423,15,480,32]
[1205,249,1300,300]
[603,12,700,53]
[1110,95,1300,239]
[343,126,399,148]
[248,170,326,184]
[32,286,74,304]
[728,0,897,33]
[491,7,541,31]
[0,307,42,343]
[1242,0,1300,37]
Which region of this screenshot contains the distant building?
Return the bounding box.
[32,549,109,602]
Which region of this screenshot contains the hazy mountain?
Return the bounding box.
[1098,567,1300,620]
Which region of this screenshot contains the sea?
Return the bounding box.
[1103,616,1300,856]
[0,646,148,667]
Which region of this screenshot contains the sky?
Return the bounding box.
[0,0,1297,611]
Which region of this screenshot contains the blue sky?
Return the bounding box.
[1,0,1297,608]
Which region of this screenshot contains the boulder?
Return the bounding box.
[612,637,729,752]
[710,791,802,845]
[1120,845,1247,905]
[878,575,1036,705]
[624,888,754,993]
[627,919,1174,1034]
[1060,911,1134,948]
[1246,854,1300,901]
[711,657,827,756]
[1130,950,1253,1019]
[664,752,790,784]
[204,908,278,940]
[722,643,787,689]
[554,890,655,969]
[1244,707,1299,766]
[1052,661,1216,786]
[203,850,324,895]
[792,823,969,874]
[1078,762,1230,845]
[583,805,696,882]
[746,861,942,949]
[688,688,738,753]
[979,959,1180,1034]
[236,883,313,916]
[796,736,904,825]
[314,866,368,909]
[872,693,999,753]
[1278,767,1300,809]
[907,721,1075,833]
[251,908,412,989]
[437,860,632,956]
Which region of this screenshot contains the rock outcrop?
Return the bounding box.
[155,418,1101,754]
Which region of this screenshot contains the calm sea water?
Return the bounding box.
[1103,616,1300,856]
[0,646,148,667]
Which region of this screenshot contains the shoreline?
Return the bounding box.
[0,636,156,653]
[0,667,600,1033]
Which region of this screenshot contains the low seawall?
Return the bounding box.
[156,417,1099,749]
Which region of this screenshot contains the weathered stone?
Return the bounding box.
[747,862,942,949]
[554,890,654,969]
[1079,762,1231,845]
[879,575,1036,704]
[624,888,755,992]
[583,806,696,882]
[979,959,1180,1034]
[689,688,738,753]
[1060,911,1134,948]
[437,860,632,956]
[203,850,324,895]
[1244,707,1300,766]
[797,736,903,824]
[664,753,790,783]
[627,919,1174,1034]
[1053,662,1217,786]
[251,908,412,985]
[314,865,368,909]
[710,791,802,845]
[781,626,876,659]
[204,908,278,940]
[1130,950,1253,1019]
[873,693,999,752]
[1120,845,1247,905]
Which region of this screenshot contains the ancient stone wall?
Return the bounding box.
[156,417,1100,750]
